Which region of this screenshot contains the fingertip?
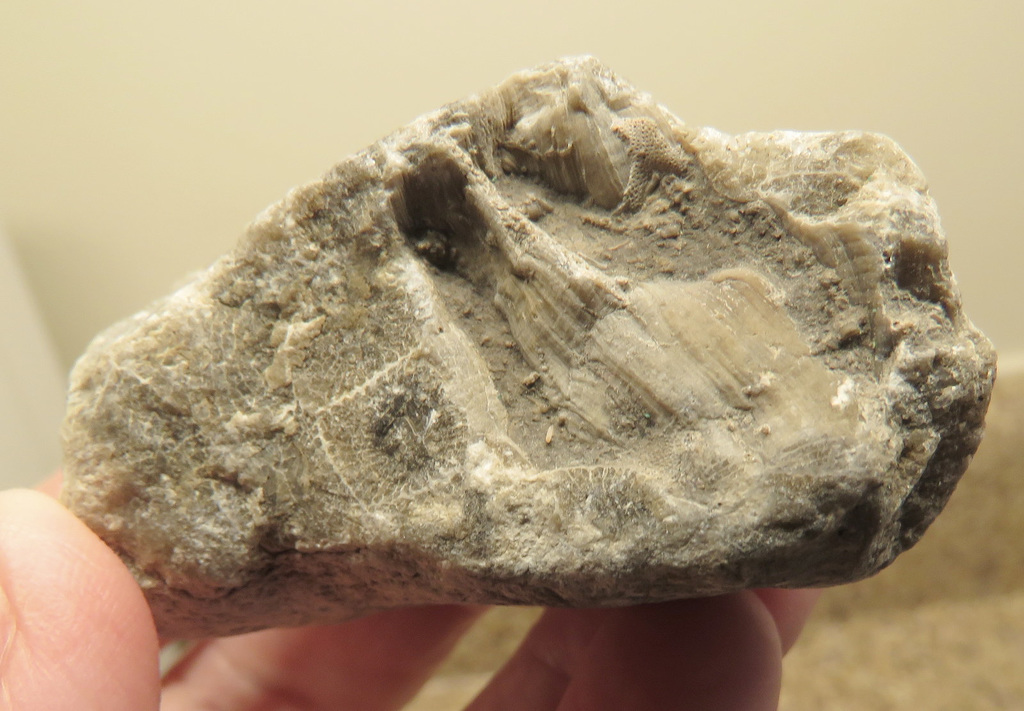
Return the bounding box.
[0,488,160,710]
[753,587,822,654]
[474,594,785,711]
[36,471,63,498]
[564,594,784,711]
[162,604,489,711]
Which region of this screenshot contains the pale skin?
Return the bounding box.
[0,474,819,710]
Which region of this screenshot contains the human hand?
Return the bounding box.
[0,477,818,710]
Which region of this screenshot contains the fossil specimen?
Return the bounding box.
[61,57,996,639]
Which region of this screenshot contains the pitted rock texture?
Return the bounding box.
[61,57,996,639]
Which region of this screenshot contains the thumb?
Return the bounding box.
[0,489,160,710]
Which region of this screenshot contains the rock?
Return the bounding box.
[60,57,996,639]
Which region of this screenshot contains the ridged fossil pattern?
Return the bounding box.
[61,57,995,638]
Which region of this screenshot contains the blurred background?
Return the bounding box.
[1,1,1021,707]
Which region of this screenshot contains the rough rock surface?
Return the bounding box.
[61,57,996,639]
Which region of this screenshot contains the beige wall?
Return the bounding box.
[0,227,65,484]
[1,0,1021,369]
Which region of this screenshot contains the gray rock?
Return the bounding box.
[61,57,996,639]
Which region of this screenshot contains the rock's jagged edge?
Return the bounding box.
[61,57,995,638]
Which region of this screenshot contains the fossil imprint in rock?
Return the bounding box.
[61,57,996,638]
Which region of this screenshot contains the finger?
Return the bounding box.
[36,471,62,498]
[0,488,161,710]
[161,604,487,711]
[467,592,783,711]
[463,607,608,711]
[753,588,821,654]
